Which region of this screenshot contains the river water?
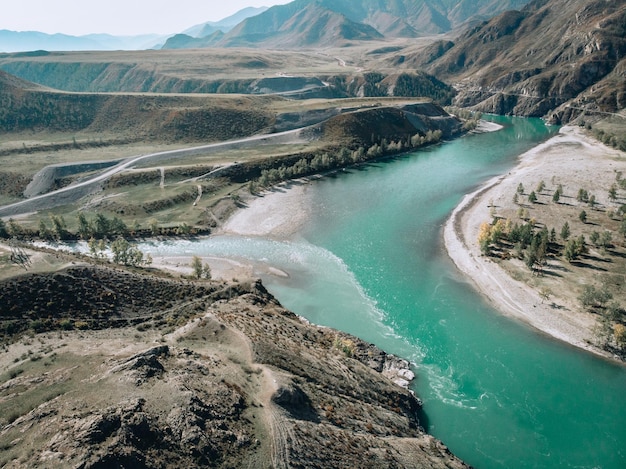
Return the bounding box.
[140,116,626,468]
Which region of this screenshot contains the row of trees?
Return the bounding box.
[479,215,622,270]
[0,212,207,243]
[252,130,444,192]
[484,173,626,355]
[87,237,152,267]
[0,213,131,241]
[479,216,626,352]
[579,285,626,351]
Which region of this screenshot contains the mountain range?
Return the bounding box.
[0,30,165,53]
[410,0,626,121]
[0,7,266,53]
[1,1,534,52]
[0,0,623,127]
[163,0,533,49]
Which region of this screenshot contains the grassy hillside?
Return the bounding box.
[0,49,455,106]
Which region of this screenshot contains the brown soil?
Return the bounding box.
[0,260,468,468]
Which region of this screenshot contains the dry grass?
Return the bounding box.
[473,127,626,351]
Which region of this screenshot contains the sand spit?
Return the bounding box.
[444,126,624,359]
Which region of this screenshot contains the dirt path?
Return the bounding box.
[0,128,309,217]
[193,185,202,206]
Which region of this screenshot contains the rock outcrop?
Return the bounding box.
[413,0,626,123]
[0,265,468,468]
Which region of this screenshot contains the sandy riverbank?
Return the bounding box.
[150,179,313,280]
[444,125,624,358]
[220,179,312,238]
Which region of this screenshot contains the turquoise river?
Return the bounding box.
[140,116,626,468]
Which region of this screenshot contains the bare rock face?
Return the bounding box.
[0,267,468,468]
[418,0,626,122]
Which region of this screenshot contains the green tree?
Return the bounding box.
[110,217,128,236]
[248,181,258,195]
[588,194,596,209]
[564,239,580,262]
[203,263,212,280]
[608,184,617,202]
[38,219,51,239]
[528,191,537,203]
[579,210,587,223]
[191,256,203,279]
[49,215,68,240]
[549,228,557,244]
[176,223,192,236]
[0,218,7,238]
[77,213,91,239]
[578,285,613,310]
[536,180,545,193]
[600,231,613,249]
[94,213,110,238]
[560,221,571,241]
[110,238,147,266]
[88,237,107,259]
[517,183,524,194]
[552,190,560,203]
[556,184,563,195]
[7,218,24,238]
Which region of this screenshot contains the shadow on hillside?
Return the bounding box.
[569,260,608,271]
[541,269,563,278]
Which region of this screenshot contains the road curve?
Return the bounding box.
[0,128,307,218]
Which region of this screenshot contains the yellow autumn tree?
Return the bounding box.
[478,222,493,254]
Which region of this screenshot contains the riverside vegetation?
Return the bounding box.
[1,0,624,465]
[478,169,626,358]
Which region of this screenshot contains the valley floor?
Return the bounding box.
[161,124,626,361]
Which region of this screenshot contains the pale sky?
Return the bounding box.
[1,0,293,36]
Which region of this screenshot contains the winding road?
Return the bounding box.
[0,127,308,217]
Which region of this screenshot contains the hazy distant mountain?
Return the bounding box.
[0,30,165,53]
[298,0,533,36]
[0,7,269,53]
[182,7,269,37]
[167,0,533,49]
[405,0,626,122]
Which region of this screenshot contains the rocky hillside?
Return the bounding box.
[0,263,468,468]
[165,0,532,49]
[405,0,626,123]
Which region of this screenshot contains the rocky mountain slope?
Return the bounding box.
[165,0,532,49]
[403,0,626,123]
[0,263,468,468]
[0,54,456,105]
